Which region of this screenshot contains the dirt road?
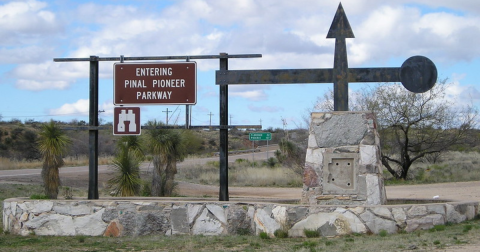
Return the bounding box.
[1,165,479,202]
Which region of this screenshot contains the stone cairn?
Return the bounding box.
[302,111,387,205]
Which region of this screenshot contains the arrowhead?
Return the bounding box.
[327,3,355,39]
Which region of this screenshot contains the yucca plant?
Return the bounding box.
[108,136,143,197]
[37,121,72,199]
[144,120,185,196]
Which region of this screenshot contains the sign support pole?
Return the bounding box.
[186,56,190,129]
[252,140,255,166]
[88,56,99,200]
[219,53,229,201]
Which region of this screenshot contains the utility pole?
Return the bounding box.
[185,105,190,129]
[163,108,171,125]
[229,114,233,125]
[208,112,214,127]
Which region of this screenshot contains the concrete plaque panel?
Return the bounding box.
[323,153,358,194]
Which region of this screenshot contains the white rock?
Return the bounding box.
[365,175,384,205]
[73,209,107,236]
[192,208,224,235]
[10,202,17,216]
[305,148,323,164]
[307,134,318,148]
[372,207,393,220]
[359,145,377,166]
[254,208,281,237]
[391,208,407,226]
[187,205,203,225]
[446,204,466,224]
[19,212,29,222]
[407,206,427,217]
[405,214,444,232]
[25,214,75,236]
[31,201,54,214]
[360,210,397,234]
[288,212,336,237]
[206,204,227,225]
[426,204,445,215]
[272,206,287,224]
[339,210,367,234]
[54,205,91,216]
[349,207,365,215]
[466,205,476,220]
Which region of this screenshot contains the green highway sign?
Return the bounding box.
[249,132,272,141]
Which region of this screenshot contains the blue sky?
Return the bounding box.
[1,0,480,129]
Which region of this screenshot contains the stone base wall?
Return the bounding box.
[302,112,387,205]
[3,198,478,237]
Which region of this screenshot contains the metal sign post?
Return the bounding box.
[88,56,99,200]
[54,54,261,200]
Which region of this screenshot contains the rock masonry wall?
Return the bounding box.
[3,198,478,237]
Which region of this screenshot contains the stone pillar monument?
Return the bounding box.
[302,111,387,205]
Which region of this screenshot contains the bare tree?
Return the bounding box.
[315,81,477,180]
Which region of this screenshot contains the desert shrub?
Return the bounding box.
[30,194,49,199]
[274,229,289,238]
[378,229,388,237]
[259,232,269,239]
[304,229,320,238]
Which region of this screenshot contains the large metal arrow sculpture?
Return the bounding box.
[216,3,438,111]
[215,3,437,201]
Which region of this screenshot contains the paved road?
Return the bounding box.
[0,150,278,181]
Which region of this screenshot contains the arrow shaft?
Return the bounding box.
[333,38,349,111]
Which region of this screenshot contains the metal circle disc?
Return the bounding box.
[400,56,437,93]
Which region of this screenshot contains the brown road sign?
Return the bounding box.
[113,107,141,135]
[114,62,196,105]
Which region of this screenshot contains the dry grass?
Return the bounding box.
[387,151,480,184]
[0,156,112,170]
[177,159,302,187]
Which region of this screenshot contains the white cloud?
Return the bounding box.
[49,99,89,116]
[16,79,69,91]
[445,81,480,107]
[229,85,269,101]
[0,0,62,46]
[48,99,115,119]
[4,0,480,98]
[10,61,88,91]
[229,89,267,101]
